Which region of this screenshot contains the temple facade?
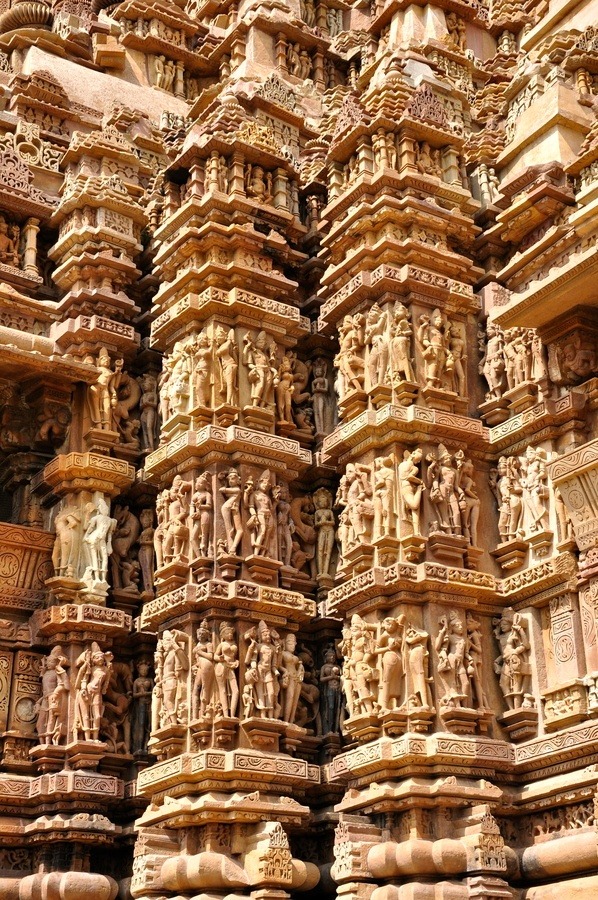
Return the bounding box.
[0,0,597,896]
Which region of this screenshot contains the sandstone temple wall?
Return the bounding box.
[0,0,596,897]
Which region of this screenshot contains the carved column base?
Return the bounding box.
[527,529,553,557]
[499,706,538,741]
[316,572,334,599]
[368,383,392,409]
[65,740,107,770]
[190,404,213,428]
[380,709,407,737]
[373,535,400,567]
[213,715,239,749]
[214,403,239,426]
[439,706,483,734]
[280,566,316,595]
[421,386,467,414]
[240,716,286,752]
[161,413,192,443]
[217,552,242,580]
[277,420,297,438]
[338,389,367,422]
[504,380,538,414]
[111,586,141,615]
[30,743,65,773]
[148,724,186,760]
[491,539,528,570]
[343,712,380,744]
[479,396,510,426]
[428,532,467,566]
[320,732,341,762]
[342,542,375,574]
[390,379,418,407]
[245,554,283,584]
[81,579,110,605]
[399,534,426,562]
[406,705,435,733]
[100,751,133,777]
[190,555,213,583]
[190,716,214,750]
[155,560,189,595]
[46,575,86,603]
[281,723,307,756]
[84,427,120,453]
[465,545,484,570]
[242,406,275,432]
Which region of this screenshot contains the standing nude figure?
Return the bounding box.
[189,472,213,559]
[192,621,215,719]
[313,487,335,579]
[219,468,243,555]
[214,622,239,718]
[398,449,425,535]
[244,471,277,557]
[215,326,238,406]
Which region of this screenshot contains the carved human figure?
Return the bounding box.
[347,614,378,716]
[0,213,20,266]
[455,453,480,546]
[276,482,293,568]
[137,508,155,594]
[88,349,121,431]
[493,609,533,710]
[426,445,462,536]
[555,486,574,544]
[213,622,239,718]
[245,165,273,203]
[348,463,374,548]
[280,633,305,724]
[167,340,192,416]
[52,502,81,578]
[335,314,365,399]
[244,471,277,557]
[154,491,166,570]
[446,11,466,50]
[390,303,415,384]
[156,630,189,728]
[189,472,213,559]
[138,373,159,451]
[131,659,153,753]
[102,661,133,753]
[365,303,389,390]
[312,357,333,434]
[465,612,489,708]
[276,355,295,424]
[405,623,432,709]
[243,330,277,409]
[416,310,448,388]
[215,326,238,406]
[435,611,469,708]
[398,448,424,536]
[319,648,342,734]
[73,642,112,742]
[446,324,466,395]
[191,329,212,408]
[219,468,243,555]
[520,445,549,533]
[244,621,281,719]
[313,487,335,579]
[83,497,117,585]
[110,505,141,590]
[35,646,70,745]
[480,323,505,401]
[374,616,405,713]
[162,475,190,563]
[372,455,397,540]
[192,621,215,719]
